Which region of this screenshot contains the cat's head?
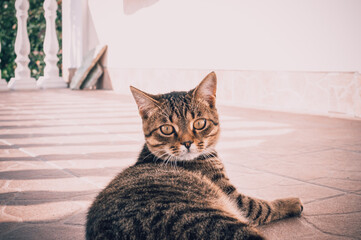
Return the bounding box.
[130,72,220,161]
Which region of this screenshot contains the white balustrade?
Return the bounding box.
[8,0,37,90]
[37,0,67,89]
[0,44,9,91]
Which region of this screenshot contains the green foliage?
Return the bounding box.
[0,0,62,81]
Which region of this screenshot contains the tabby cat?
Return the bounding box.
[86,72,303,240]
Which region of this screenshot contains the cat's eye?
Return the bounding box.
[193,119,206,130]
[160,125,174,135]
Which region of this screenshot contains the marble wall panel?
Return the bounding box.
[108,68,361,119]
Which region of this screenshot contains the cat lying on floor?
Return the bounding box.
[86,72,303,240]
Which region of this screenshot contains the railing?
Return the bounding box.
[0,0,66,91]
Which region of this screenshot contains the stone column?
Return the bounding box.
[0,44,9,90]
[8,0,37,90]
[62,0,89,84]
[37,0,67,89]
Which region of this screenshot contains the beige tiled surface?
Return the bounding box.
[0,89,360,240]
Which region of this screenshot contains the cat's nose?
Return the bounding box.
[181,141,193,149]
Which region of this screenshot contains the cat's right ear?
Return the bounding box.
[130,86,159,119]
[192,71,217,108]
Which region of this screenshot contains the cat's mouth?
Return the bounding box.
[172,145,204,161]
[156,145,211,161]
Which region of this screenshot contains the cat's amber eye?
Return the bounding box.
[193,119,206,130]
[160,125,174,135]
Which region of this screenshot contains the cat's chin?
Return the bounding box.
[177,152,201,161]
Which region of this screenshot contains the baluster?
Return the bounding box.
[0,44,9,90]
[8,0,37,90]
[37,0,66,89]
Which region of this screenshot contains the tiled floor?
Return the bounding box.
[0,89,360,240]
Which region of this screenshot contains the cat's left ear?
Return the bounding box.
[192,71,217,108]
[130,86,160,119]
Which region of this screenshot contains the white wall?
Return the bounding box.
[86,0,361,72]
[63,0,361,118]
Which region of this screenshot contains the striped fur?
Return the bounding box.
[86,72,303,240]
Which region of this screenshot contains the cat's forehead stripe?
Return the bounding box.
[168,114,173,123]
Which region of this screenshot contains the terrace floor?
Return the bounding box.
[0,89,360,240]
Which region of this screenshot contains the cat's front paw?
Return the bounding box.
[273,197,303,218]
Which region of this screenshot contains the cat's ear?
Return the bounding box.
[193,71,217,108]
[130,86,160,119]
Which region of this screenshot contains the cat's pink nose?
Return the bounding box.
[182,141,193,149]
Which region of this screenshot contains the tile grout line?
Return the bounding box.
[234,162,354,195]
[304,210,361,217]
[302,216,357,240]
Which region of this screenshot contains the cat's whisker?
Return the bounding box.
[143,148,162,160]
[170,155,176,169]
[164,155,172,167]
[157,152,170,161]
